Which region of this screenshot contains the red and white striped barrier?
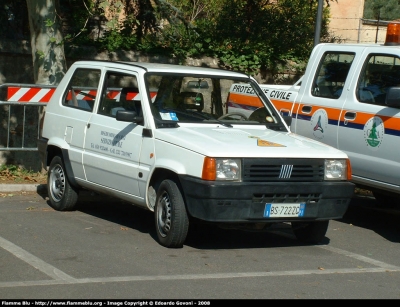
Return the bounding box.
[3,85,158,103]
[6,86,56,103]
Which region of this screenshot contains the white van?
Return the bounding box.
[38,61,354,248]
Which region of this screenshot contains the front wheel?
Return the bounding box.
[291,220,329,244]
[47,155,79,211]
[155,179,189,248]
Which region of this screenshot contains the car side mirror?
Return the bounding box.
[116,110,143,125]
[385,87,400,108]
[283,115,292,127]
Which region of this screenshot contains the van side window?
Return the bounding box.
[312,52,355,99]
[63,69,101,111]
[98,72,141,119]
[357,54,400,105]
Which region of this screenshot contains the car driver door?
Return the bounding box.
[82,69,144,197]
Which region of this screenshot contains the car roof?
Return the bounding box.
[71,60,249,78]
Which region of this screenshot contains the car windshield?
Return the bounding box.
[144,73,286,130]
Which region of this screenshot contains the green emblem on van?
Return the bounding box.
[363,116,384,149]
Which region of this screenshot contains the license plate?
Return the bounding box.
[264,203,305,218]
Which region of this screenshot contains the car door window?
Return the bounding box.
[357,54,400,105]
[98,72,141,119]
[312,52,355,99]
[63,69,100,111]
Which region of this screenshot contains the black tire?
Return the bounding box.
[155,179,189,248]
[291,220,329,244]
[47,155,79,211]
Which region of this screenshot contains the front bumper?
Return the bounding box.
[179,175,355,223]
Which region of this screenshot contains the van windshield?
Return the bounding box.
[144,73,286,130]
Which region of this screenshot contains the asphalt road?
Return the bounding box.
[0,186,399,300]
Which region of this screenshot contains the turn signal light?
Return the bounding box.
[202,157,216,180]
[385,22,400,46]
[347,159,352,181]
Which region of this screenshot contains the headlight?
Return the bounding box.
[216,158,241,180]
[324,159,351,180]
[202,157,241,181]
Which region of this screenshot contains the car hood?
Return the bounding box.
[153,124,348,158]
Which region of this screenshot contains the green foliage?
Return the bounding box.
[36,50,45,59]
[97,29,138,52]
[0,0,340,79]
[363,0,400,21]
[0,164,21,176]
[45,19,55,27]
[20,0,335,78]
[58,0,100,44]
[203,0,327,75]
[0,164,46,184]
[213,41,264,74]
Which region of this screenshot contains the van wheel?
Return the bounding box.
[291,220,329,244]
[47,155,79,211]
[155,179,189,248]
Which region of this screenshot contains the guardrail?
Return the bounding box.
[0,83,54,152]
[0,101,46,151]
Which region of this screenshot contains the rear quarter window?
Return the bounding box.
[357,54,400,105]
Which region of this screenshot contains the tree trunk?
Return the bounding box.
[26,0,67,85]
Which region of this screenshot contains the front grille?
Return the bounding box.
[253,193,322,204]
[243,158,324,182]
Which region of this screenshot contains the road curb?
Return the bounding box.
[0,184,47,193]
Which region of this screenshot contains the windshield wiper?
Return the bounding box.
[203,119,233,128]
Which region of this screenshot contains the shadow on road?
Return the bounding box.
[35,189,353,249]
[336,195,400,243]
[47,191,325,250]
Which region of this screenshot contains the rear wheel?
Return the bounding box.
[155,179,189,248]
[291,220,329,244]
[47,155,79,211]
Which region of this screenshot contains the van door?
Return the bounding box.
[338,53,400,190]
[82,70,144,197]
[293,51,356,149]
[59,68,101,180]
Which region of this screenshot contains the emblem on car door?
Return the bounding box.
[310,109,328,140]
[363,116,384,150]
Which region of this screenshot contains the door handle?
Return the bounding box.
[343,112,356,125]
[301,106,312,113]
[344,112,356,120]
